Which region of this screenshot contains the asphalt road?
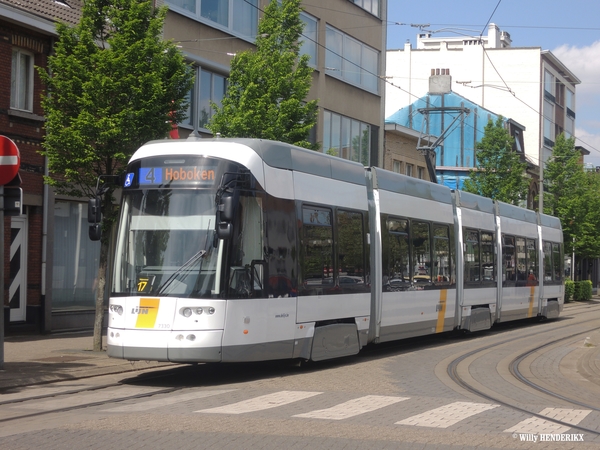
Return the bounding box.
[1,303,599,450]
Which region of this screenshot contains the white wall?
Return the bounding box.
[386,45,544,164]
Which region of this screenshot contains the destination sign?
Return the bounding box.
[125,165,217,188]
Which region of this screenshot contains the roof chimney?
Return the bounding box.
[429,69,452,94]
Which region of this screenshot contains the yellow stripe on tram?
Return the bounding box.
[528,286,535,318]
[436,289,447,333]
[135,298,160,329]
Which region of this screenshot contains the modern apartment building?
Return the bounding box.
[386,24,580,187]
[1,0,387,333]
[164,0,387,166]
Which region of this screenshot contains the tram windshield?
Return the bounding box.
[112,188,222,298]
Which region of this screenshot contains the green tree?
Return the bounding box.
[544,134,600,269]
[208,0,318,149]
[462,117,529,205]
[39,0,193,350]
[577,171,600,262]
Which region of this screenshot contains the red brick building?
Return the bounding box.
[1,0,85,333]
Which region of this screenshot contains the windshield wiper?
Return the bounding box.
[156,250,206,295]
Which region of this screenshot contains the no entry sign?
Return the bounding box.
[0,136,21,186]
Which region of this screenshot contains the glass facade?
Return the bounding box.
[52,202,101,310]
[325,25,379,93]
[166,0,258,38]
[323,110,370,164]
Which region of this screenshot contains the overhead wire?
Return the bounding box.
[230,1,599,161]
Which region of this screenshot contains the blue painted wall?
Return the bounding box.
[386,92,502,189]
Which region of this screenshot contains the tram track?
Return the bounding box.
[0,386,184,424]
[2,303,598,429]
[446,313,600,436]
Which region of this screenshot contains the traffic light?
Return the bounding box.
[2,187,22,216]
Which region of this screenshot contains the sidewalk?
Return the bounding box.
[1,299,599,392]
[0,331,174,391]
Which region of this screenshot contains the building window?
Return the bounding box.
[183,67,227,131]
[11,49,34,112]
[198,69,227,129]
[544,70,554,96]
[392,160,401,173]
[565,116,574,139]
[417,166,425,179]
[300,12,317,67]
[543,99,554,146]
[325,25,379,93]
[323,110,370,164]
[566,89,575,111]
[166,0,258,38]
[351,0,380,17]
[555,81,565,106]
[405,163,413,177]
[52,202,101,310]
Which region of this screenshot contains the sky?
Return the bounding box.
[386,0,600,166]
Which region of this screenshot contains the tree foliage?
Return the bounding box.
[208,0,318,149]
[40,0,193,199]
[462,117,529,205]
[544,134,600,260]
[39,0,194,350]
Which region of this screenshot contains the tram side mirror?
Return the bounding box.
[216,222,233,240]
[219,194,235,222]
[88,197,102,223]
[89,223,102,241]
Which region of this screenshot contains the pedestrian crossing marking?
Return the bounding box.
[195,390,322,414]
[395,401,499,428]
[293,395,409,420]
[504,408,592,434]
[102,389,236,412]
[539,407,591,425]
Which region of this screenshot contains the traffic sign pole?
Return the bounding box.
[0,136,21,371]
[1,185,4,370]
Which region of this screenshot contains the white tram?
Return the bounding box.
[105,138,564,363]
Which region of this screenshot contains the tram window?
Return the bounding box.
[337,210,365,283]
[464,230,480,282]
[552,243,562,282]
[228,196,264,298]
[412,221,431,284]
[502,235,516,283]
[237,196,263,266]
[301,207,333,286]
[516,237,527,282]
[385,218,410,290]
[543,241,553,281]
[526,239,538,284]
[481,232,495,282]
[433,225,451,284]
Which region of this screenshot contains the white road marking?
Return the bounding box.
[293,395,409,420]
[504,408,592,434]
[396,401,499,428]
[195,391,322,414]
[102,389,236,412]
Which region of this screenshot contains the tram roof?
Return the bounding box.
[496,200,538,224]
[140,138,368,186]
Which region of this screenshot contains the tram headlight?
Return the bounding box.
[110,304,123,316]
[180,306,216,317]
